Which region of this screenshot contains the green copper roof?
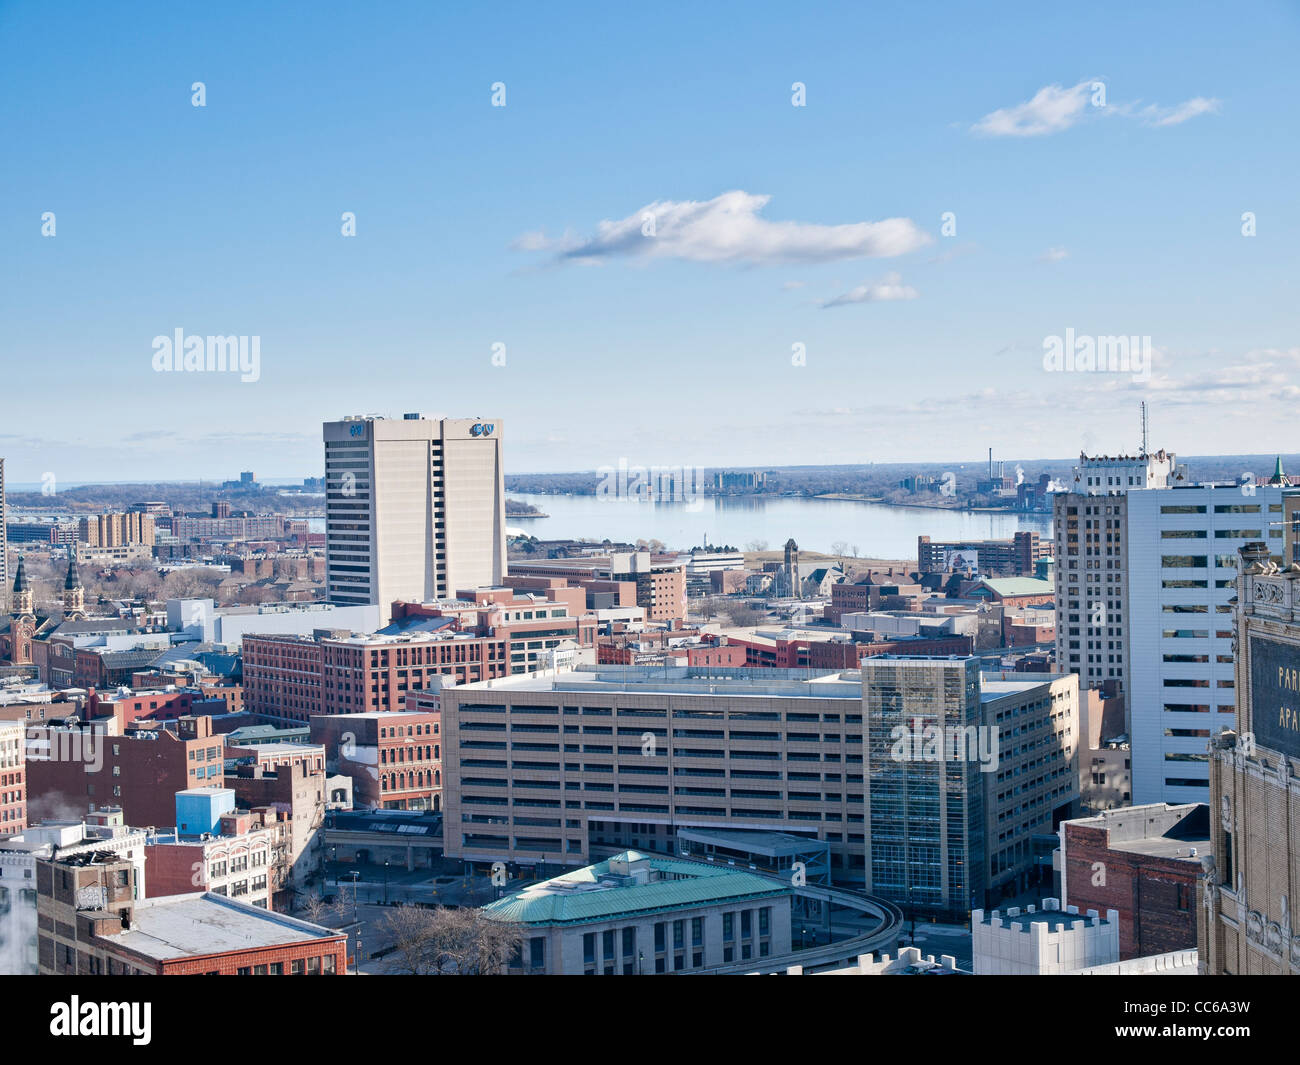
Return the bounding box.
[481,851,790,926]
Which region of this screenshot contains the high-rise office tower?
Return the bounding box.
[322,414,506,611]
[1127,482,1285,805]
[1052,450,1181,704]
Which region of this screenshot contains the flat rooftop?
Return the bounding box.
[980,674,1069,700]
[101,893,340,959]
[1067,802,1210,861]
[229,742,323,757]
[450,665,865,700]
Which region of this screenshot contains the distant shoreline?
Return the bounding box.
[813,492,1049,516]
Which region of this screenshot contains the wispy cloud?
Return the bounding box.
[1132,96,1221,127]
[821,272,919,308]
[516,191,932,266]
[1038,246,1069,263]
[972,80,1097,137]
[972,80,1219,137]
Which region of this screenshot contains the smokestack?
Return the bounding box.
[988,448,993,479]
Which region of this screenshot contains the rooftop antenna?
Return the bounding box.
[1140,402,1149,458]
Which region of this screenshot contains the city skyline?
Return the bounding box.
[3,1,1298,481]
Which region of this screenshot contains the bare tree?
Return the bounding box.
[744,540,769,552]
[331,883,352,920]
[383,904,459,975]
[299,892,328,923]
[382,906,526,975]
[831,541,849,558]
[467,913,526,975]
[724,603,764,629]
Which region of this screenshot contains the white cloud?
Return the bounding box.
[972,81,1095,137]
[1038,246,1069,263]
[1135,96,1221,127]
[821,272,919,308]
[518,191,932,266]
[973,81,1219,137]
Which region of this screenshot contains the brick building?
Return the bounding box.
[25,717,225,829]
[38,849,344,976]
[147,801,288,910]
[227,760,326,907]
[1060,802,1207,959]
[310,710,441,811]
[596,631,748,669]
[824,572,922,625]
[242,626,511,725]
[392,585,596,666]
[509,551,687,623]
[917,532,1050,577]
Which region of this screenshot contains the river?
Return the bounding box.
[500,494,1052,558]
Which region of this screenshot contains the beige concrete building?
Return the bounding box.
[323,414,506,611]
[440,661,1079,909]
[1200,538,1300,974]
[79,512,155,548]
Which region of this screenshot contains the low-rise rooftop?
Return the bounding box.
[101,893,341,959]
[482,850,789,926]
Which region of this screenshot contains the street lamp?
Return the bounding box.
[383,858,390,905]
[637,950,644,976]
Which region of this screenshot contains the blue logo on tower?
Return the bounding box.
[471,423,495,437]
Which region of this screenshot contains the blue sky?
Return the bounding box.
[1,0,1297,482]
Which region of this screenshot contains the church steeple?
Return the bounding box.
[62,545,85,620]
[1270,455,1288,486]
[11,554,34,618]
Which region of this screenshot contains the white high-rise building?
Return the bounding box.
[1127,482,1285,804]
[322,414,506,613]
